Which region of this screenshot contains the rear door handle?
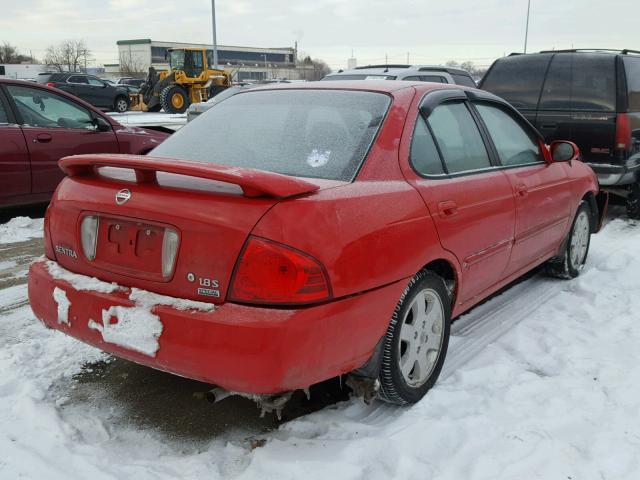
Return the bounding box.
[34,133,52,143]
[540,123,557,129]
[438,200,458,217]
[516,184,528,197]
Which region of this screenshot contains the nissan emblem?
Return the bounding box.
[115,189,132,205]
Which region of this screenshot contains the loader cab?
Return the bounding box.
[168,49,206,78]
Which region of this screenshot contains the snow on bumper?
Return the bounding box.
[28,259,404,394]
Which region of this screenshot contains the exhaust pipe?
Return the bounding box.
[206,387,233,404]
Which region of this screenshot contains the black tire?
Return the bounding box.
[208,85,227,99]
[378,270,451,405]
[160,85,189,114]
[546,201,592,279]
[626,183,640,220]
[113,95,129,113]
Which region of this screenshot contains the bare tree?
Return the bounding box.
[446,60,488,81]
[0,42,34,63]
[118,52,146,78]
[44,40,92,72]
[301,55,332,81]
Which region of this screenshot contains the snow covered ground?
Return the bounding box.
[0,216,43,244]
[1,212,640,479]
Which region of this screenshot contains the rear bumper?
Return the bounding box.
[588,155,640,186]
[28,259,404,394]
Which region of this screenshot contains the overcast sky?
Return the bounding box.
[1,0,638,70]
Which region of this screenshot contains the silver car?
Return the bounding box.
[322,64,476,87]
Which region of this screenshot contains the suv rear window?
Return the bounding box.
[480,54,552,109]
[152,89,391,181]
[539,53,616,111]
[624,56,640,111]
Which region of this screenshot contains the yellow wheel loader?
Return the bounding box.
[131,48,232,114]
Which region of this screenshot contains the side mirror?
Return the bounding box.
[550,141,579,162]
[93,117,112,132]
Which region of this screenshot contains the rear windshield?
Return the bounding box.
[624,56,640,111]
[322,74,396,81]
[539,53,616,111]
[152,89,391,181]
[480,54,552,109]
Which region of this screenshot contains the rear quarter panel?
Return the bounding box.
[251,181,453,298]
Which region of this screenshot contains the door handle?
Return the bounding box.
[516,184,528,197]
[34,133,52,143]
[438,200,458,217]
[540,123,557,129]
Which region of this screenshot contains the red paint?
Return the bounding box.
[29,81,600,394]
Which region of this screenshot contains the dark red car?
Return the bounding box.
[0,79,168,208]
[29,81,604,408]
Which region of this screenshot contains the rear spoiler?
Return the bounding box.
[59,154,321,199]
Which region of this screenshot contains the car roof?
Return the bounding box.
[326,65,471,77]
[236,79,471,95]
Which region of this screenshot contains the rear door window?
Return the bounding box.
[410,115,445,176]
[87,77,105,87]
[451,73,476,88]
[475,103,543,167]
[0,98,8,124]
[539,53,616,111]
[480,54,552,109]
[67,75,89,84]
[624,56,640,111]
[427,102,491,173]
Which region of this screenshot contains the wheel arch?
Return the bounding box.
[582,190,608,233]
[419,257,460,307]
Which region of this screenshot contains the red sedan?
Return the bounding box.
[0,79,168,208]
[28,81,604,407]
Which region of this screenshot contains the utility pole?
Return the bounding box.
[211,0,219,68]
[524,0,531,53]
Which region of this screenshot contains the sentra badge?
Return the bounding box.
[55,245,78,258]
[115,189,132,205]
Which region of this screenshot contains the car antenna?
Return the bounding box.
[384,54,389,73]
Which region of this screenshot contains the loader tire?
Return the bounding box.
[160,85,189,114]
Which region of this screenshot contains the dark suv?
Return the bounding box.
[479,50,640,218]
[37,73,130,113]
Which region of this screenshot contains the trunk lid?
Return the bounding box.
[48,154,344,303]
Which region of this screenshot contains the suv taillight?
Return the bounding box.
[615,113,632,152]
[229,236,331,305]
[46,82,56,88]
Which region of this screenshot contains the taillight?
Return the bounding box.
[46,82,56,88]
[43,207,55,260]
[615,113,632,151]
[229,236,331,305]
[80,216,99,261]
[161,228,179,278]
